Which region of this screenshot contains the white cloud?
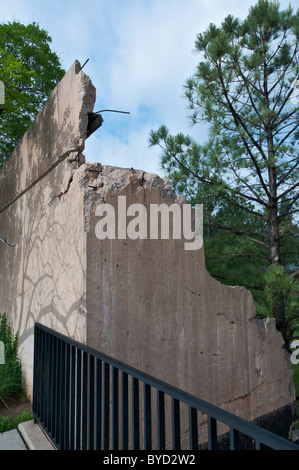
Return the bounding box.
[85,125,163,175]
[1,0,296,176]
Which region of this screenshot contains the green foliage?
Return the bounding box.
[0,314,23,405]
[264,265,295,306]
[0,408,33,434]
[0,21,65,165]
[150,0,299,343]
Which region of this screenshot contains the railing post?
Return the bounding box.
[144,383,152,450]
[82,351,88,450]
[112,367,119,450]
[89,355,95,450]
[122,372,129,450]
[56,337,62,449]
[103,362,110,450]
[157,390,166,450]
[96,359,102,450]
[32,324,39,423]
[51,334,58,443]
[64,342,71,450]
[230,428,241,450]
[208,416,217,450]
[172,398,181,450]
[70,345,76,450]
[44,330,50,431]
[132,377,140,450]
[75,348,82,450]
[189,406,198,451]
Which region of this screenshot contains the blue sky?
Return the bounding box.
[1,0,295,176]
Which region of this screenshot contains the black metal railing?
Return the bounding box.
[33,323,299,450]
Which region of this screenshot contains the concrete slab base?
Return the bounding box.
[0,428,28,450]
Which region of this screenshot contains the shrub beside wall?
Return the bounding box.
[0,313,23,405]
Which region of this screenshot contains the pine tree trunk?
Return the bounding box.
[268,166,288,345]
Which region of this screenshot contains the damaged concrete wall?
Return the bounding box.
[0,60,95,394]
[83,165,296,443]
[0,60,296,443]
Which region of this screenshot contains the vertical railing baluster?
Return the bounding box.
[40,328,45,425]
[64,342,71,450]
[157,390,165,450]
[44,330,49,426]
[208,416,217,450]
[144,383,152,450]
[89,355,95,450]
[112,367,119,450]
[36,325,42,421]
[132,377,140,450]
[122,372,129,450]
[48,331,53,431]
[75,348,82,450]
[255,440,261,450]
[51,334,57,443]
[82,351,88,450]
[172,398,181,450]
[230,428,241,450]
[104,362,110,450]
[59,340,66,449]
[44,331,49,431]
[55,337,61,448]
[48,332,54,435]
[70,345,76,450]
[96,359,102,450]
[37,328,42,423]
[189,406,198,450]
[32,324,39,422]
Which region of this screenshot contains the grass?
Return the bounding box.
[0,313,23,406]
[0,313,31,433]
[0,408,33,434]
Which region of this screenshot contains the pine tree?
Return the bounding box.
[149,0,299,346]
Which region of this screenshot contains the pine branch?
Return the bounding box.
[278,181,299,201]
[206,216,269,247]
[162,143,269,221]
[285,313,299,326]
[217,63,270,198]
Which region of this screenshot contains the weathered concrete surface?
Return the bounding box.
[83,164,296,445]
[0,60,296,446]
[0,429,28,450]
[0,60,95,396]
[0,60,94,213]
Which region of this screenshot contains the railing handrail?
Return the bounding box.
[33,322,299,450]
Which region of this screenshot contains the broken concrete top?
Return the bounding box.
[0,60,96,212]
[78,163,185,202]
